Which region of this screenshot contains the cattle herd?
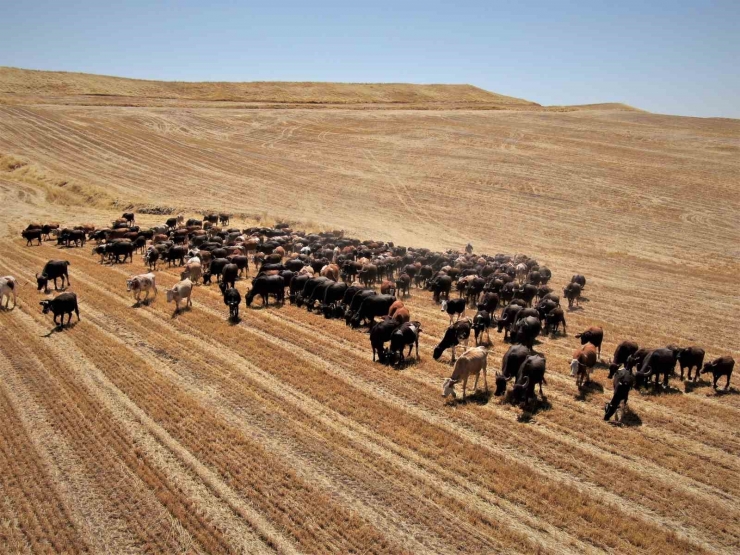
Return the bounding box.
[11,215,736,422]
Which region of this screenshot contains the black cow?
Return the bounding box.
[106,241,135,264]
[350,294,397,328]
[40,292,79,327]
[394,274,411,298]
[433,319,472,362]
[563,282,582,308]
[494,345,530,396]
[221,263,239,290]
[389,321,422,365]
[571,274,586,288]
[429,275,452,303]
[289,274,310,304]
[604,366,635,421]
[701,356,735,390]
[676,346,705,381]
[205,257,230,283]
[246,275,285,307]
[513,283,537,307]
[122,212,135,225]
[544,307,566,335]
[635,347,679,389]
[36,260,71,293]
[144,248,159,271]
[575,326,603,358]
[478,292,499,314]
[370,317,400,363]
[219,282,241,320]
[320,282,348,318]
[306,279,334,311]
[608,341,640,378]
[57,229,86,248]
[513,316,540,349]
[496,304,523,341]
[296,276,331,308]
[472,309,492,346]
[344,290,377,325]
[510,355,547,404]
[230,255,249,276]
[441,298,466,325]
[22,228,42,246]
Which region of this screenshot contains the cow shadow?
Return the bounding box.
[610,407,642,427]
[171,306,192,319]
[593,360,611,370]
[42,320,79,337]
[451,389,492,406]
[714,387,739,396]
[575,380,604,402]
[579,296,591,303]
[227,315,242,326]
[640,384,683,396]
[684,379,711,393]
[131,298,155,308]
[391,357,421,371]
[516,396,552,422]
[567,306,584,312]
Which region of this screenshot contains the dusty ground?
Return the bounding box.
[0,69,739,553]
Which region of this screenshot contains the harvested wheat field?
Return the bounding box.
[1,68,739,554]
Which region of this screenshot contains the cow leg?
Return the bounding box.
[680,367,685,380]
[461,376,468,400]
[726,374,732,390]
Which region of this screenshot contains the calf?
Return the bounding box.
[0,276,17,309]
[677,346,705,381]
[441,346,490,401]
[36,260,71,293]
[219,282,241,320]
[166,279,193,313]
[575,326,603,358]
[433,319,472,363]
[389,321,422,365]
[441,298,466,325]
[40,292,79,327]
[126,273,157,303]
[144,247,160,270]
[394,274,411,298]
[701,356,735,390]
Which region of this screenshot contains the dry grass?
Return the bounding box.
[0,71,738,553]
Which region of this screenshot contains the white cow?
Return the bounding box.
[166,279,193,313]
[0,276,17,309]
[180,260,202,284]
[442,346,490,401]
[126,273,157,303]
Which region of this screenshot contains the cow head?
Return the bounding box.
[442,378,458,398]
[36,273,49,292]
[608,363,619,379]
[165,289,175,303]
[494,373,508,396]
[126,279,140,292]
[39,300,52,314]
[700,362,714,375]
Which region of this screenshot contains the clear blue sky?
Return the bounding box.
[2,0,738,118]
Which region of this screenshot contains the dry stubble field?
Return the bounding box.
[0,69,739,553]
